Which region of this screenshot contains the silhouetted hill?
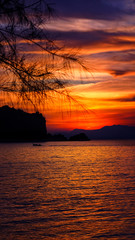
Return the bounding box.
[0,106,47,142]
[70,125,135,140]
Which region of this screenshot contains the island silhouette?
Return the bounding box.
[69,133,90,141]
[0,105,47,142]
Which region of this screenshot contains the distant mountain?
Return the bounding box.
[0,105,47,142]
[70,125,135,140]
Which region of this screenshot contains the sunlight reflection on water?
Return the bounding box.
[0,140,135,239]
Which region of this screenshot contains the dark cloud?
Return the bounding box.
[45,29,135,52]
[66,79,99,85]
[89,50,135,62]
[45,30,118,46]
[119,95,135,102]
[50,0,133,20]
[102,94,135,102]
[110,70,132,77]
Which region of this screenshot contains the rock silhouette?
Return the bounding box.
[69,133,90,141]
[0,106,47,142]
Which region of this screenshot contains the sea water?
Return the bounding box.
[0,140,135,240]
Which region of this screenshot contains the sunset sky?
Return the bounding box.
[1,0,135,132]
[44,0,135,132]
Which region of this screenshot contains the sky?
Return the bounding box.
[1,0,135,132]
[42,0,135,132]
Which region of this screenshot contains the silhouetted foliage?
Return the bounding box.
[0,0,86,108]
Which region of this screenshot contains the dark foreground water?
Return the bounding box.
[0,140,135,240]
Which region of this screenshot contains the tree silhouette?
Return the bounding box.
[0,0,86,108]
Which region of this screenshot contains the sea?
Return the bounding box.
[0,140,135,240]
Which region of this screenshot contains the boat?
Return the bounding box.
[33,143,42,146]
